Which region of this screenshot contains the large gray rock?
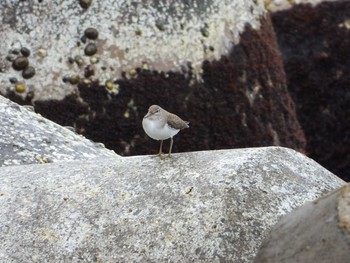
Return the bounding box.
[0,147,344,262]
[254,183,350,263]
[0,0,266,101]
[0,95,117,166]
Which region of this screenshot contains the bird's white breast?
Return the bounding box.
[142,118,180,140]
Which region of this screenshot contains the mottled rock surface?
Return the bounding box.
[271,1,350,181]
[0,0,266,101]
[0,147,344,262]
[6,17,307,160]
[0,95,117,166]
[0,0,306,161]
[254,183,350,263]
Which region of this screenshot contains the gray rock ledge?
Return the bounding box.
[0,95,118,167]
[0,147,345,262]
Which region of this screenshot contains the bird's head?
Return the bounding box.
[144,105,162,119]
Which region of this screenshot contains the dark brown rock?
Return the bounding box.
[12,56,29,71]
[11,49,20,55]
[84,43,97,56]
[28,17,306,158]
[33,94,89,127]
[9,77,18,84]
[22,66,36,79]
[80,35,87,44]
[79,0,92,9]
[84,65,94,78]
[271,1,350,181]
[69,74,80,85]
[84,27,99,40]
[6,54,16,62]
[20,47,31,57]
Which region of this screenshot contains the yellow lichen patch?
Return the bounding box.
[264,0,272,10]
[39,229,59,240]
[105,80,114,90]
[120,192,130,201]
[87,188,100,198]
[37,48,47,58]
[105,81,119,94]
[82,78,91,85]
[339,19,350,29]
[35,155,49,164]
[142,62,149,71]
[124,110,130,118]
[129,68,137,77]
[90,56,99,64]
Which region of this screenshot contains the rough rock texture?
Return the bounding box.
[271,1,350,181]
[0,147,345,262]
[254,183,350,263]
[0,0,306,159]
[0,0,266,101]
[0,95,117,166]
[6,17,307,159]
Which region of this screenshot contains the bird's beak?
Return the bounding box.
[144,112,151,119]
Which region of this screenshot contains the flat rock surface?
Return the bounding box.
[0,147,344,262]
[0,95,117,166]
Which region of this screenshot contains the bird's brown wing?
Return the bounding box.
[167,113,189,130]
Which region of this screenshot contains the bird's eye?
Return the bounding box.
[156,109,160,112]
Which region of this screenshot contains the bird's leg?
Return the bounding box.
[158,140,163,157]
[168,137,174,157]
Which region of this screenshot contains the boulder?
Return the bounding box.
[0,95,117,167]
[0,0,307,161]
[254,183,350,263]
[0,0,266,100]
[0,147,344,262]
[271,1,350,181]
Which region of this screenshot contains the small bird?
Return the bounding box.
[142,105,189,158]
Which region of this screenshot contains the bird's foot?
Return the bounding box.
[157,152,165,159]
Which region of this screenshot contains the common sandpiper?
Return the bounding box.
[142,105,189,158]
